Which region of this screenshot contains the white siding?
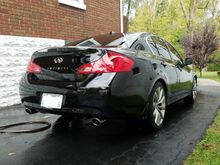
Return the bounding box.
[0,35,65,108]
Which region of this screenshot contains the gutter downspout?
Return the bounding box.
[120,0,124,33]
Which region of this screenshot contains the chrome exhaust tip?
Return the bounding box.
[25,108,38,114]
[91,118,106,127]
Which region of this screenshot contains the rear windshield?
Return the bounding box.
[66,33,141,48]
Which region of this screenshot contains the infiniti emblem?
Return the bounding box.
[54,57,63,63]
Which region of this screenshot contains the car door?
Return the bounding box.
[165,41,192,95]
[150,36,180,103]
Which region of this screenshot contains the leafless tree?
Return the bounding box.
[182,24,218,77]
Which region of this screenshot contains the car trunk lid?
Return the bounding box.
[28,47,105,88]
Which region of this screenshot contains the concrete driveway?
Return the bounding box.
[0,79,220,165]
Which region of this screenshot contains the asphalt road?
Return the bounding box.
[0,79,220,165]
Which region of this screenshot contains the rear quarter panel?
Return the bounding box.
[108,48,165,116]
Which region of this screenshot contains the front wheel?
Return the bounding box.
[147,82,166,130]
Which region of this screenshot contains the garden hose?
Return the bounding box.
[0,121,51,133]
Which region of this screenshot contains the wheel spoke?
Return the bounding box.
[155,89,159,101]
[158,88,163,100]
[192,81,197,100]
[153,108,157,116]
[154,109,159,123]
[156,112,161,125]
[158,106,165,111]
[157,108,164,120]
[158,95,165,104]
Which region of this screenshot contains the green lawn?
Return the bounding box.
[197,71,220,83]
[184,110,220,165]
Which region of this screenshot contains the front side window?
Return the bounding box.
[58,0,86,10]
[165,42,183,62]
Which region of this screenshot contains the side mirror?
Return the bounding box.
[185,58,193,66]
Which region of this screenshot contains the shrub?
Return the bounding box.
[207,63,220,71]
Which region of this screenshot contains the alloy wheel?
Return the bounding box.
[152,86,166,126]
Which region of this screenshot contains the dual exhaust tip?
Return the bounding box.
[26,108,106,127]
[25,108,38,114]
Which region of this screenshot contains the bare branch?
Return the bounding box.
[179,0,190,29]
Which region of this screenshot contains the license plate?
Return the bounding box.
[41,93,63,109]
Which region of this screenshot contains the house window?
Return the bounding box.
[58,0,86,10]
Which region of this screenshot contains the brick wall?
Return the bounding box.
[0,0,121,41]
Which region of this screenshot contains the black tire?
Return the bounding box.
[184,77,197,104]
[146,82,166,130]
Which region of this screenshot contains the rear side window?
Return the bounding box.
[151,36,171,60]
[135,43,145,50]
[130,39,152,54]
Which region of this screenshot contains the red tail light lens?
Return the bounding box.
[77,51,134,75]
[27,60,41,73]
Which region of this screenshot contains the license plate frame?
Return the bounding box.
[41,93,63,109]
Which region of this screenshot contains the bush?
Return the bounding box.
[207,63,220,71]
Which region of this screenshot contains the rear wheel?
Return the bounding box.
[184,77,197,104]
[147,82,166,130]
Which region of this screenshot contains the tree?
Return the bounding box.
[123,0,132,17]
[123,0,146,19]
[128,0,220,62]
[129,0,186,54]
[182,24,218,77]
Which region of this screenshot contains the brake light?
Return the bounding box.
[77,51,134,75]
[27,60,41,73]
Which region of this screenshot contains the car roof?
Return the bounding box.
[66,32,154,47]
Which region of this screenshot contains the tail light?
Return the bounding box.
[27,60,41,73]
[77,51,134,75]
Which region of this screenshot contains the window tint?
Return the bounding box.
[151,36,171,60]
[130,39,152,54]
[165,42,182,62]
[135,43,145,50]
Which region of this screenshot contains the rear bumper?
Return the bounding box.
[19,74,147,119]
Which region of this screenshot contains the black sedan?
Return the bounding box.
[19,32,197,130]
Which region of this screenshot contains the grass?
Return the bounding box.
[197,71,220,83]
[184,110,220,165]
